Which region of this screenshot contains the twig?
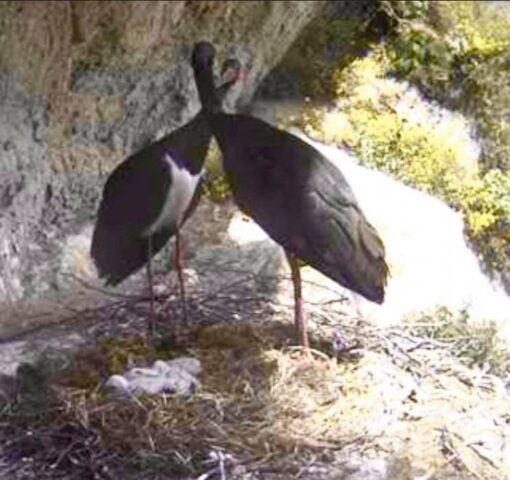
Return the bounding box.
[467,442,502,470]
[63,273,141,300]
[438,427,485,480]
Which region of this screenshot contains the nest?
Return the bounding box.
[50,324,355,456]
[1,270,510,479]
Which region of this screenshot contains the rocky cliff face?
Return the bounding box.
[0,1,324,302]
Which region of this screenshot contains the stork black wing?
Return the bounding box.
[215,115,388,303]
[90,142,174,285]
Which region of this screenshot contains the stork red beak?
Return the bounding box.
[222,66,240,83]
[221,57,247,85]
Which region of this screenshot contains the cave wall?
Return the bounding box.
[0,0,325,301]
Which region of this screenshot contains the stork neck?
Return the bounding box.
[193,67,221,115]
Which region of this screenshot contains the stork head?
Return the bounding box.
[191,41,215,73]
[220,58,242,84]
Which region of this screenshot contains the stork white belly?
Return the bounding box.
[146,153,201,235]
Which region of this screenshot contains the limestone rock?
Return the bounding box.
[0,1,324,302]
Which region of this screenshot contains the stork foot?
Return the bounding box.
[286,346,331,369]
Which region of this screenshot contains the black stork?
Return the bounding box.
[191,42,389,349]
[91,57,241,336]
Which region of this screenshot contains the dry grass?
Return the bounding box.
[49,324,353,458]
[1,280,510,479]
[2,318,510,479]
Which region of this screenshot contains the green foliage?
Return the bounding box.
[450,170,510,271]
[202,140,231,203]
[276,4,375,101]
[0,349,73,427]
[408,306,510,378]
[376,1,510,268]
[291,1,510,274]
[442,1,510,57]
[300,48,510,274]
[459,52,510,171]
[379,0,431,21]
[388,26,456,98]
[354,113,510,272]
[203,171,231,203]
[379,1,510,172]
[1,363,50,427]
[345,110,463,196]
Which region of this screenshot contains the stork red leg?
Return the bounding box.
[286,252,309,349]
[147,235,155,337]
[174,231,189,324]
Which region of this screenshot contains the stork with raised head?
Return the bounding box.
[191,42,389,349]
[91,58,241,336]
